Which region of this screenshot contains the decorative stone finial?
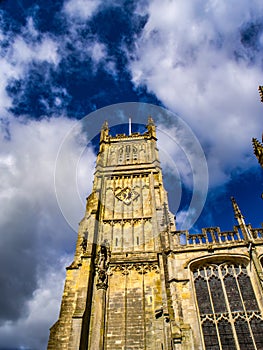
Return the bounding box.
[147,116,156,138]
[100,120,109,143]
[102,120,109,131]
[147,116,155,126]
[252,137,263,167]
[231,197,253,240]
[258,85,263,102]
[231,197,244,220]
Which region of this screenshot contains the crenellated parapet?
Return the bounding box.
[172,225,263,249]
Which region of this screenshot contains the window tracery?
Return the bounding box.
[193,262,263,349]
[133,146,138,161]
[126,145,130,161]
[118,148,123,163]
[117,145,139,164]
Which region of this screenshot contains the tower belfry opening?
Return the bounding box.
[48,117,263,350]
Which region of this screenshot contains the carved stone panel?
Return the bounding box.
[114,187,139,205]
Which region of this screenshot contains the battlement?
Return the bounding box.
[99,116,157,144]
[173,225,263,247]
[108,131,151,142]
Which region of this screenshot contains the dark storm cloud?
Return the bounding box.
[238,20,263,63]
[0,196,38,322]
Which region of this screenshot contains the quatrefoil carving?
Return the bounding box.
[114,187,139,205]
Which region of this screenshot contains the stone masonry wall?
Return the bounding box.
[104,264,165,350]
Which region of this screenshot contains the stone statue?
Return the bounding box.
[96,240,110,289]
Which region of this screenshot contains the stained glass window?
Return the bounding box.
[218,319,236,349]
[250,316,263,348]
[193,262,263,349]
[202,319,220,349]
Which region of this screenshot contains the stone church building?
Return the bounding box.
[48,117,263,349]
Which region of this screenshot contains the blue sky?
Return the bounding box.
[0,0,263,348]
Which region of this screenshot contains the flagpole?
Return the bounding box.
[129,117,132,135]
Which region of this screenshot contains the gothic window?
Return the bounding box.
[193,263,263,350]
[126,145,130,161]
[118,148,123,163]
[133,146,138,161]
[139,145,145,162]
[110,148,116,164]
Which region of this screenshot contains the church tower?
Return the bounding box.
[48,117,263,350]
[48,117,181,349]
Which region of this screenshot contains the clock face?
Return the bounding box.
[115,187,139,205]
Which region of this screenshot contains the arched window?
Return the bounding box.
[133,146,138,161]
[118,148,123,164]
[125,145,130,162]
[193,262,263,350]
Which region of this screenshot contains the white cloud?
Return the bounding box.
[0,114,96,241]
[0,3,116,119]
[0,57,21,112]
[26,16,39,38]
[176,207,197,231]
[12,36,59,65]
[89,41,107,63]
[63,0,102,20]
[128,0,263,187]
[157,122,208,229]
[0,19,60,115]
[62,1,118,77]
[87,40,117,75]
